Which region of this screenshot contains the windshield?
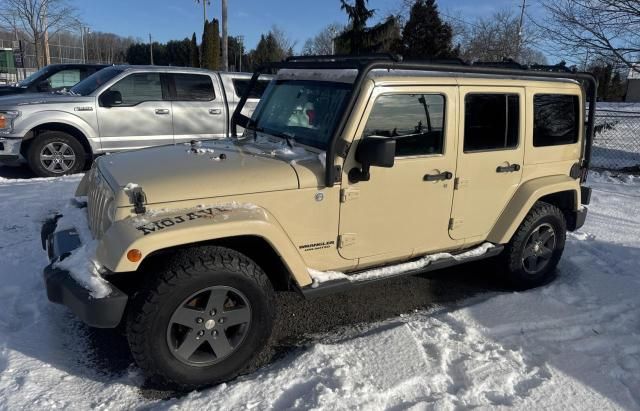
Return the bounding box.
[70,66,124,96]
[250,80,352,150]
[18,66,52,87]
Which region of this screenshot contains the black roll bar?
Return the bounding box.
[231,57,597,186]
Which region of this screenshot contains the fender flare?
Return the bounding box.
[19,110,98,150]
[95,204,313,287]
[487,175,580,244]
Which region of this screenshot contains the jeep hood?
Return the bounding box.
[96,138,325,206]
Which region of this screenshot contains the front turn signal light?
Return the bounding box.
[127,249,142,262]
[0,115,6,129]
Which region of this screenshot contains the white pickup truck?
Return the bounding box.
[0,65,272,177]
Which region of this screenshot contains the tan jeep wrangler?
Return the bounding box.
[42,55,596,390]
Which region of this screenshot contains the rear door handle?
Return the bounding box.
[496,164,521,173]
[155,108,170,115]
[424,171,453,181]
[209,108,222,115]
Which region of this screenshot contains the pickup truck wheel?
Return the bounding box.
[26,131,86,177]
[501,201,566,290]
[126,246,275,391]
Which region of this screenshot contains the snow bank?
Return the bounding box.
[309,243,495,288]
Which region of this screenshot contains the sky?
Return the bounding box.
[75,0,529,52]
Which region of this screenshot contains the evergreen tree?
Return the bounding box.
[401,0,456,59]
[201,19,212,69]
[211,18,221,70]
[340,0,375,55]
[190,32,199,67]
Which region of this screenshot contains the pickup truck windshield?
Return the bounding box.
[70,67,124,96]
[17,67,51,87]
[251,80,352,151]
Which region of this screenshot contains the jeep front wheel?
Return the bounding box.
[126,246,275,390]
[500,201,567,290]
[26,131,86,177]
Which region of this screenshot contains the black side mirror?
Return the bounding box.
[349,136,395,182]
[37,80,51,92]
[99,90,123,107]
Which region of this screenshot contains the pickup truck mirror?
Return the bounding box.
[99,90,123,107]
[349,136,396,182]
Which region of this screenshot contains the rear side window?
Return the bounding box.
[233,79,270,99]
[173,74,215,101]
[108,73,163,105]
[533,94,580,147]
[464,94,519,152]
[364,93,446,157]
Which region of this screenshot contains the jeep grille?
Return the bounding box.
[86,167,114,238]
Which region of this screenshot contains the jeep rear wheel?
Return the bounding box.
[500,201,566,290]
[26,131,86,177]
[126,246,275,390]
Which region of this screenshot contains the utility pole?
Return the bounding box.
[221,0,228,71]
[330,26,338,55]
[149,33,154,65]
[238,35,244,72]
[196,0,210,26]
[516,0,527,61]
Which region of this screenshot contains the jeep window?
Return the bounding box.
[464,94,519,152]
[363,94,445,157]
[173,73,215,101]
[533,94,580,147]
[233,79,270,99]
[251,80,351,150]
[105,73,163,106]
[70,67,125,96]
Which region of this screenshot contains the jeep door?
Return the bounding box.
[169,73,226,143]
[97,72,173,151]
[449,87,525,240]
[338,86,461,263]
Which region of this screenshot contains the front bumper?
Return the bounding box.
[41,216,128,328]
[0,137,22,163]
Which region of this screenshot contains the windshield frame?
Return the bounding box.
[249,79,353,151]
[70,66,125,96]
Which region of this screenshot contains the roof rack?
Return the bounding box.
[232,55,598,186]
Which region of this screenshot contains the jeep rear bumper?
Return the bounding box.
[42,217,128,328]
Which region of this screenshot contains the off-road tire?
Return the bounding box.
[26,131,86,177]
[126,246,275,391]
[500,201,566,290]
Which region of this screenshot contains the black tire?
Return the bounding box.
[26,131,86,177]
[126,246,275,391]
[500,201,566,290]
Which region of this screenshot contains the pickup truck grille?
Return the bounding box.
[86,168,114,239]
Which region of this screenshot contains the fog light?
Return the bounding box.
[127,249,142,262]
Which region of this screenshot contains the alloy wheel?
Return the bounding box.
[522,223,556,274]
[166,286,252,366]
[39,142,76,174]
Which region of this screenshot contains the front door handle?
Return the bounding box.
[155,108,170,115]
[424,171,453,181]
[209,108,222,115]
[496,164,521,173]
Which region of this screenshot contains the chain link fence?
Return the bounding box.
[592,106,640,172]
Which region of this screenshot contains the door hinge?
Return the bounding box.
[338,233,357,248]
[448,218,463,231]
[454,178,469,190]
[340,188,360,203]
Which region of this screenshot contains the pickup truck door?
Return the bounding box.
[170,73,226,144]
[97,72,174,151]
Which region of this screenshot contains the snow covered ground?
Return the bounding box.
[0,170,639,410]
